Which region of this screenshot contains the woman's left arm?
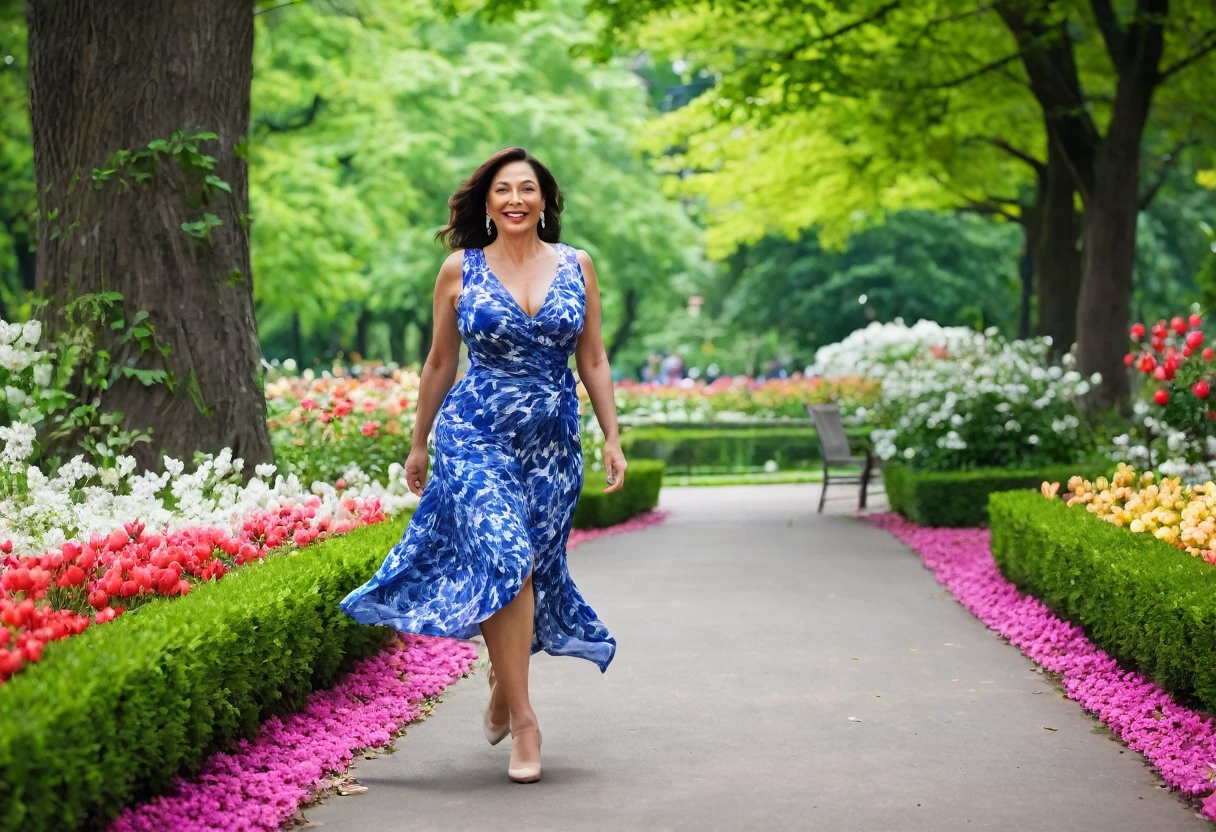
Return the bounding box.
[573,249,627,493]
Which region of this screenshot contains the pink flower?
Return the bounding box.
[361,421,378,437]
[292,529,310,548]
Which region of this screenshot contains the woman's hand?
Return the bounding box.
[602,440,627,493]
[405,446,430,497]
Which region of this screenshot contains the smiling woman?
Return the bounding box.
[340,146,631,786]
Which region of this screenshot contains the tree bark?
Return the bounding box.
[354,306,370,361]
[1074,92,1153,411]
[1034,143,1082,355]
[607,287,640,363]
[26,0,270,474]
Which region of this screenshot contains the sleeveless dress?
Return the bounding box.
[339,243,616,672]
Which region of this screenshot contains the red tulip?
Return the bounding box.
[88,590,109,609]
[0,649,23,679]
[157,570,179,595]
[119,580,138,598]
[301,398,319,410]
[1155,388,1170,406]
[1195,381,1211,399]
[0,540,11,555]
[1172,316,1188,335]
[1205,348,1215,362]
[1187,331,1205,349]
[361,421,378,437]
[1152,336,1166,352]
[318,411,332,424]
[1154,366,1167,380]
[1130,323,1146,339]
[1184,347,1194,358]
[7,568,31,593]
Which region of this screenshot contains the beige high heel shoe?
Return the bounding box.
[508,725,543,784]
[483,664,510,746]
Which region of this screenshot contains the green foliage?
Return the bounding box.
[712,214,1023,358]
[0,5,33,319]
[572,458,663,528]
[249,0,707,370]
[882,464,1109,528]
[989,491,1216,715]
[0,512,407,832]
[620,425,867,475]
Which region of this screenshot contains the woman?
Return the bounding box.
[340,147,628,785]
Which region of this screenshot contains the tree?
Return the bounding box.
[590,0,1216,407]
[25,1,271,472]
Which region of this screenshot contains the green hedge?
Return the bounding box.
[620,426,868,475]
[573,458,664,528]
[0,516,409,832]
[882,464,1107,527]
[989,491,1216,714]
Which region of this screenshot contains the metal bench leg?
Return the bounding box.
[818,459,829,514]
[859,453,872,510]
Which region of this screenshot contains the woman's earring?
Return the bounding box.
[540,210,546,230]
[486,213,492,236]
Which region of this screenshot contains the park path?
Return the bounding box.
[301,485,1208,832]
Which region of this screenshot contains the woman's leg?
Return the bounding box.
[480,572,541,766]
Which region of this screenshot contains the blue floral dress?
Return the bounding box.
[340,243,616,672]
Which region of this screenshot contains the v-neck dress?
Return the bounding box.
[340,243,616,672]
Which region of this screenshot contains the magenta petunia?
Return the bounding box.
[867,512,1216,820]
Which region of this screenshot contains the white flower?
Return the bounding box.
[255,463,277,479]
[20,319,41,346]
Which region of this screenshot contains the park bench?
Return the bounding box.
[806,403,881,514]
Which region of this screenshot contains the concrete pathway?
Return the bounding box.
[302,485,1209,831]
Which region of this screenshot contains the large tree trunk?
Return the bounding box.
[1075,96,1152,412]
[1034,144,1082,355]
[26,0,270,474]
[388,309,411,367]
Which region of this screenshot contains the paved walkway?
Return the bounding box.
[303,485,1208,831]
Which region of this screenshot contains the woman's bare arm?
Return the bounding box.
[573,249,627,492]
[410,251,465,454]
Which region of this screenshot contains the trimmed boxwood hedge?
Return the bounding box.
[882,464,1108,527]
[0,513,412,832]
[573,458,664,528]
[619,426,868,475]
[989,490,1216,715]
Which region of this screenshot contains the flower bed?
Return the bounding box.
[869,509,1216,820]
[812,320,1097,472]
[103,509,668,832]
[264,367,420,487]
[608,376,876,424]
[0,479,391,684]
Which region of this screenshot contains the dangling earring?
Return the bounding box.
[486,213,492,236]
[540,210,546,230]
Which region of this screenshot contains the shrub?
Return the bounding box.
[882,463,1108,527]
[573,459,664,528]
[0,514,408,832]
[989,491,1216,715]
[620,427,866,474]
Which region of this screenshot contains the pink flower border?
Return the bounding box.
[866,512,1216,819]
[109,509,668,831]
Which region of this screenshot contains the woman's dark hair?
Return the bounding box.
[436,147,563,250]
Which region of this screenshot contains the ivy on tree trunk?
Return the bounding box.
[26,0,272,474]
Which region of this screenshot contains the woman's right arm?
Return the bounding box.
[404,251,465,495]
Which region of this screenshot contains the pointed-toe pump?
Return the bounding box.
[483,664,510,746]
[508,726,543,784]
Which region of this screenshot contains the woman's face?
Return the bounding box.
[486,160,545,238]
